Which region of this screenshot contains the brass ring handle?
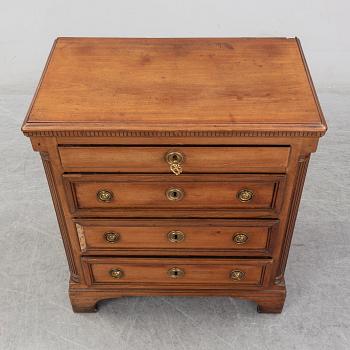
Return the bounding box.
[166,188,184,201]
[168,230,185,243]
[167,267,185,278]
[237,189,254,202]
[230,270,245,281]
[233,233,248,244]
[165,151,184,175]
[104,231,120,243]
[110,268,124,279]
[97,189,114,202]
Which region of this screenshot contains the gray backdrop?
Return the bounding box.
[1,0,350,94]
[1,1,349,350]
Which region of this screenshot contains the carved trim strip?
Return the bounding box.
[41,152,80,282]
[275,154,310,284]
[24,130,325,137]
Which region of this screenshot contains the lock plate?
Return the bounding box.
[165,151,184,175]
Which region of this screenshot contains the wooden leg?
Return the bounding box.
[71,301,98,313]
[69,284,100,313]
[68,280,286,314]
[70,296,98,313]
[256,298,285,313]
[69,283,122,313]
[254,279,286,313]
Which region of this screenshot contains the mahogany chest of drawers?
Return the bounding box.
[22,37,327,313]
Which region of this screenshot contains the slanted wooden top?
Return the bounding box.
[22,37,327,137]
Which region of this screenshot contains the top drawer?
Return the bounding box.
[58,146,290,173]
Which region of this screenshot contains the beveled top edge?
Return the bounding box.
[22,122,327,137]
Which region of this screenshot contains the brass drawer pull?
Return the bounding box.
[167,267,185,278]
[230,270,245,281]
[104,231,120,243]
[165,151,184,175]
[237,189,254,202]
[233,233,248,244]
[97,189,114,202]
[166,188,184,201]
[110,268,124,279]
[168,230,185,242]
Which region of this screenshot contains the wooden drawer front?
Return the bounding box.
[58,146,290,173]
[75,219,278,256]
[64,174,285,217]
[83,257,273,288]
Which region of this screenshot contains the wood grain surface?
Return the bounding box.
[83,257,272,288]
[63,174,286,216]
[22,37,327,137]
[73,219,279,256]
[58,146,290,173]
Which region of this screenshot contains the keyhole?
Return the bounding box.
[166,152,183,165]
[166,188,184,201]
[167,267,184,278]
[168,230,185,242]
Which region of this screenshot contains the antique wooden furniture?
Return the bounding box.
[22,37,327,313]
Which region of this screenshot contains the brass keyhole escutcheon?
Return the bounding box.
[110,268,124,279]
[167,267,185,278]
[230,270,245,281]
[104,231,120,243]
[97,189,114,202]
[166,188,184,201]
[168,230,185,243]
[233,233,248,244]
[165,151,184,175]
[237,189,254,202]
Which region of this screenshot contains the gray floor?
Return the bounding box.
[0,90,349,350]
